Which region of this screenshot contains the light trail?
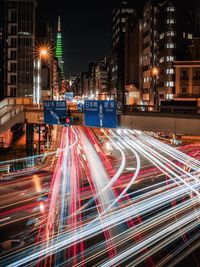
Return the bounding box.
[2,126,200,267]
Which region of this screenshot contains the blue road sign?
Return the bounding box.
[65,92,74,101]
[84,100,118,128]
[44,100,67,125]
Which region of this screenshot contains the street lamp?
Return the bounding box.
[151,66,159,111]
[34,45,53,104]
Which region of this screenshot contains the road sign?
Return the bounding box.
[44,100,67,125]
[64,92,74,101]
[84,100,118,128]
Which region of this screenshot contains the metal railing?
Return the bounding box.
[0,105,24,127]
[124,105,200,114]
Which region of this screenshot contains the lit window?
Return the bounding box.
[166,7,175,12]
[165,43,176,48]
[165,68,174,74]
[183,32,186,38]
[166,94,174,100]
[166,56,175,61]
[159,57,164,63]
[159,33,164,39]
[143,21,147,28]
[166,19,175,24]
[165,81,174,87]
[166,31,176,36]
[188,33,193,39]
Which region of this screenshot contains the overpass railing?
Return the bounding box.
[124,105,199,114]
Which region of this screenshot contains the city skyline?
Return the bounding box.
[38,0,146,75]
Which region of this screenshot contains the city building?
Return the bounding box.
[111,0,137,106]
[4,0,37,97]
[0,27,4,100]
[95,57,111,100]
[124,14,142,105]
[80,72,89,97]
[34,21,54,103]
[174,60,200,99]
[141,0,195,105]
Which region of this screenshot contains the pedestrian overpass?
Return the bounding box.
[0,98,200,137]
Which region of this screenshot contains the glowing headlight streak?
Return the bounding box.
[123,133,200,198]
[3,177,200,267]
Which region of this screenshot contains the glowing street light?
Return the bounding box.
[34,45,53,104]
[151,66,159,111]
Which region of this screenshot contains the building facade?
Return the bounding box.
[141,0,195,105]
[5,0,36,97]
[111,1,137,106]
[174,60,200,99]
[95,57,111,100]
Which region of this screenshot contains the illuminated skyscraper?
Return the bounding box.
[55,16,65,81]
[5,0,36,97]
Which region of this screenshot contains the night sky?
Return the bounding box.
[38,0,145,76]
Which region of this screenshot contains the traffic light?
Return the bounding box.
[65,116,70,126]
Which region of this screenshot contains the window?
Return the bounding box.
[180,69,188,79]
[183,32,186,38]
[193,69,200,80]
[181,86,188,94]
[188,33,193,39]
[166,31,176,36]
[143,53,148,60]
[159,33,164,39]
[10,63,16,72]
[166,94,174,100]
[10,50,17,60]
[166,56,175,61]
[193,69,200,79]
[166,7,175,12]
[10,38,17,47]
[165,81,174,87]
[166,19,175,24]
[10,26,17,35]
[10,75,16,84]
[10,87,16,96]
[144,77,150,83]
[165,43,176,48]
[165,68,174,74]
[159,57,164,63]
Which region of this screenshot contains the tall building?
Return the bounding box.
[4,0,37,97]
[95,57,111,100]
[0,27,4,100]
[141,0,195,105]
[55,16,65,82]
[111,0,137,105]
[34,21,54,102]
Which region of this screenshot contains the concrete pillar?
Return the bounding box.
[26,123,34,158]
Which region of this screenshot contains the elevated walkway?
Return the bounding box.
[0,98,200,136]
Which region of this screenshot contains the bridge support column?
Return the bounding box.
[26,123,34,161]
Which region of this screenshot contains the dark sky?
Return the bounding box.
[38,0,145,76]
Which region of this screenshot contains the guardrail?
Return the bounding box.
[0,105,24,127]
[124,105,199,114]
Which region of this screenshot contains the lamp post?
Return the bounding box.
[34,45,53,104]
[152,67,159,111]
